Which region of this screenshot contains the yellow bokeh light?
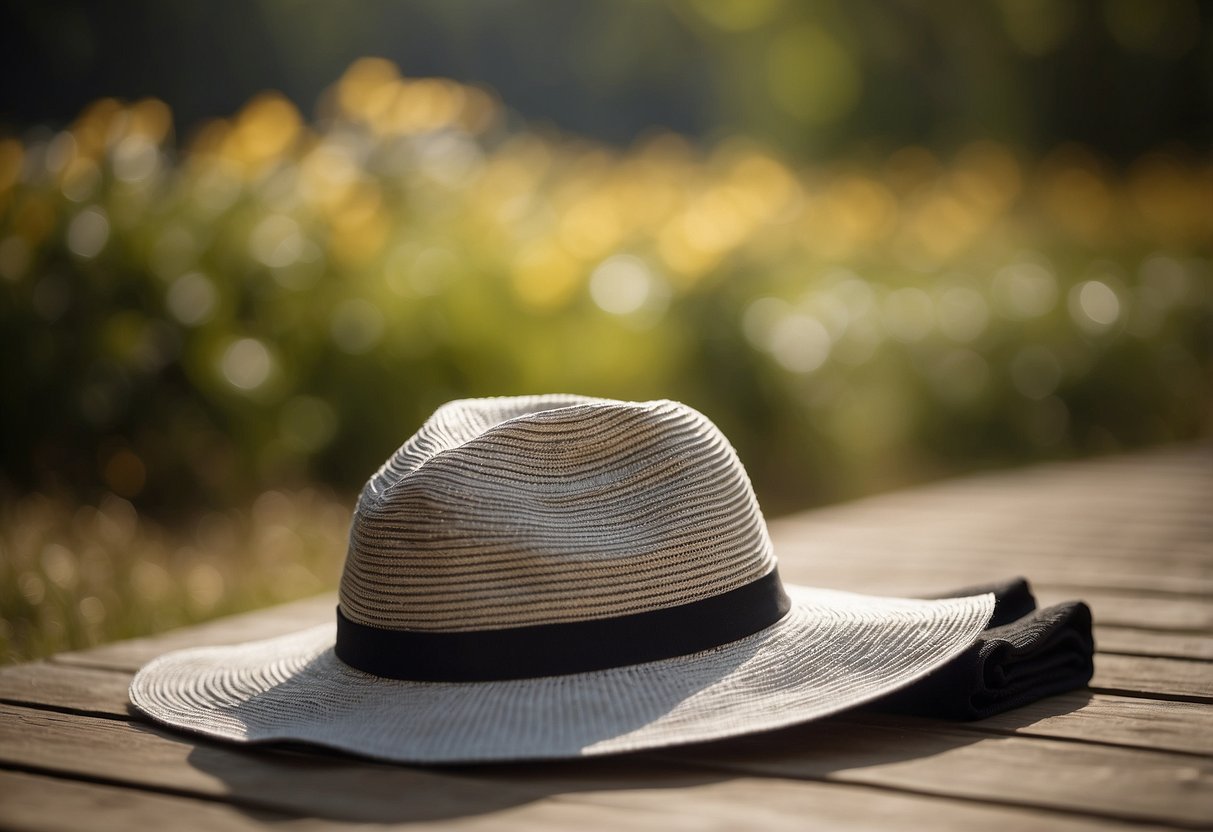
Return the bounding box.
[681,187,750,256]
[912,192,979,261]
[336,57,402,118]
[361,79,404,133]
[333,180,383,230]
[328,182,389,267]
[728,152,799,221]
[1128,153,1209,244]
[0,139,22,194]
[299,140,361,212]
[656,217,720,284]
[835,176,897,240]
[609,167,680,230]
[952,141,1022,214]
[224,93,303,170]
[128,98,173,144]
[70,98,123,160]
[511,240,582,311]
[458,86,501,134]
[388,79,466,134]
[559,194,623,260]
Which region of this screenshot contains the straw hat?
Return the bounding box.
[130,395,994,763]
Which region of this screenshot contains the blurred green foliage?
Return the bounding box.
[3,61,1210,514]
[0,488,348,663]
[1,56,1211,662]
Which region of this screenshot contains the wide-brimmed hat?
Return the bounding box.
[130,395,994,763]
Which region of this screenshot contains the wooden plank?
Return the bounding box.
[491,763,1184,832]
[659,718,1213,828]
[6,661,1212,758]
[1074,595,1213,637]
[3,698,1211,828]
[1094,627,1213,662]
[959,692,1213,757]
[0,765,1167,832]
[0,661,133,717]
[0,702,579,822]
[1093,654,1213,702]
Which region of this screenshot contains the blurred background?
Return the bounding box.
[2,0,1211,663]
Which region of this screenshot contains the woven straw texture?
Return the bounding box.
[130,396,995,763]
[342,395,775,630]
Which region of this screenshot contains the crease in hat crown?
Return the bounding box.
[338,394,777,633]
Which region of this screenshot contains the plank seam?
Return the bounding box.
[1098,648,1213,665]
[854,720,1213,761]
[1039,585,1213,602]
[1087,685,1213,706]
[0,698,133,723]
[46,656,139,675]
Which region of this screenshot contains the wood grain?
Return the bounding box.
[0,766,1169,832]
[659,717,1213,827]
[1093,654,1213,702]
[6,658,1212,758]
[3,697,1210,827]
[1093,627,1213,661]
[0,661,132,717]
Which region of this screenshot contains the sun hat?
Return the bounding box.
[130,395,995,763]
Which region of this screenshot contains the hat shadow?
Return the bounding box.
[176,689,1091,824]
[644,689,1095,778]
[180,738,734,824]
[174,639,762,824]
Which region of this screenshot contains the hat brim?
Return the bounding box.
[129,586,994,763]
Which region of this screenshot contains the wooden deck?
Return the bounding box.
[2,445,1211,830]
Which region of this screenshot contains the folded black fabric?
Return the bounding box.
[870,578,1095,720]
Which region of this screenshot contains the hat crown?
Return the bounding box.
[339,395,776,632]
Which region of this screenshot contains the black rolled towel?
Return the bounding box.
[871,579,1095,720]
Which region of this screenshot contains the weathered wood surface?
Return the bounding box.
[2,444,1210,830]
